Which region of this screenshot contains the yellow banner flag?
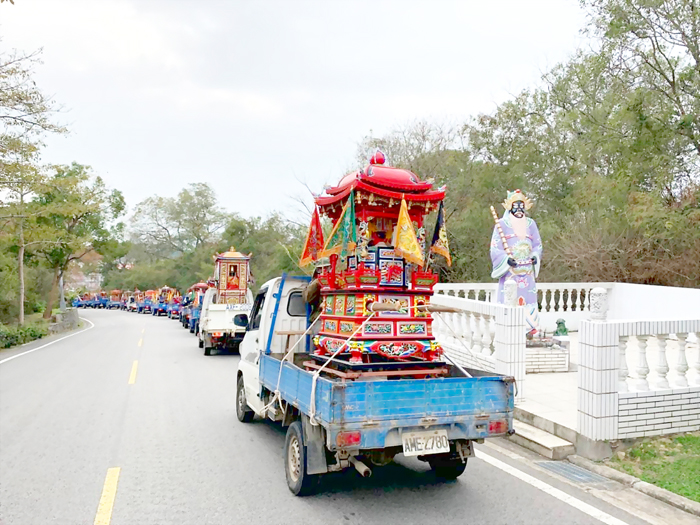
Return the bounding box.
[392,198,424,266]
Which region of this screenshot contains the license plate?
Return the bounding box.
[402,430,450,457]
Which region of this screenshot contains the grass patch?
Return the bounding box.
[607,432,700,503]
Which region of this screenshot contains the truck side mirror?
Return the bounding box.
[234,314,249,328]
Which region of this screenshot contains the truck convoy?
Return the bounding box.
[235,153,515,495]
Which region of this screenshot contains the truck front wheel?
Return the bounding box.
[284,421,318,496]
[236,375,255,423]
[429,457,467,480]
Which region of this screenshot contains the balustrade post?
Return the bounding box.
[462,313,473,351]
[471,314,482,355]
[618,336,629,393]
[449,313,460,346]
[504,279,517,307]
[544,289,552,312]
[685,333,700,387]
[632,336,650,392]
[672,333,689,388]
[455,312,466,343]
[651,335,670,390]
[481,315,492,355]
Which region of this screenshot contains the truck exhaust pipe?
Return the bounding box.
[349,456,372,478]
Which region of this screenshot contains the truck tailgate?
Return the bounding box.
[203,307,245,331]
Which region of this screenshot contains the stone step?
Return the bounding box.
[508,420,576,460]
[514,406,578,444]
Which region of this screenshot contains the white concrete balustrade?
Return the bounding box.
[435,282,614,332]
[618,332,700,392]
[431,293,526,401]
[435,282,700,334]
[432,281,700,444]
[578,287,700,441]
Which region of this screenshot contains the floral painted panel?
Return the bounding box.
[398,322,427,335]
[363,322,393,336]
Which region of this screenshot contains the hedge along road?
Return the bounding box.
[0,309,681,525]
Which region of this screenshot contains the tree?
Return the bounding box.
[35,163,125,318]
[1,47,66,154]
[0,138,67,324]
[1,46,66,324]
[131,183,229,257]
[584,0,700,194]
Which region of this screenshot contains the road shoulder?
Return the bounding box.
[0,317,94,365]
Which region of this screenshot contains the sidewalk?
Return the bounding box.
[520,332,579,431]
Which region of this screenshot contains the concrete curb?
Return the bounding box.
[568,455,700,518]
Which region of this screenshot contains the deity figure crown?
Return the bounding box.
[501,189,533,211]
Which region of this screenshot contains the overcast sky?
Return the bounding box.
[2,0,589,219]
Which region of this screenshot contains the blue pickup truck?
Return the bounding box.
[236,275,515,495]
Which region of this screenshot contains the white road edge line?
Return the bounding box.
[475,450,631,525]
[0,318,96,365]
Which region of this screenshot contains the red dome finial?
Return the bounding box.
[370,150,386,165]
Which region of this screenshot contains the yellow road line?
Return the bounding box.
[138,338,143,347]
[141,328,145,334]
[128,360,138,385]
[94,467,120,525]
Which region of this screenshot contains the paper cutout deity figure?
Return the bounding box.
[490,190,542,335]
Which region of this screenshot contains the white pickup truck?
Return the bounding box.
[236,274,515,495]
[198,287,253,355]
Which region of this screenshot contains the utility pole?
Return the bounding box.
[59,273,66,310]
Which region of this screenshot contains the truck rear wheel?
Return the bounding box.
[236,376,254,423]
[429,457,467,480]
[284,421,318,496]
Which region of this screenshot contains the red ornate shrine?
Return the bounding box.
[312,153,446,363]
[214,247,252,305]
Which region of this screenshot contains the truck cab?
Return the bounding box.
[238,276,309,414]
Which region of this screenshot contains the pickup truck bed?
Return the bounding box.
[259,353,514,449]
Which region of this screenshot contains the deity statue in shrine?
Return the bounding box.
[227,264,240,290]
[490,190,542,335]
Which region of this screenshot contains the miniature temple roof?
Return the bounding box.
[315,156,445,217]
[215,246,251,260]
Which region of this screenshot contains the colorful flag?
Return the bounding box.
[322,190,356,259]
[429,201,451,266]
[392,198,424,266]
[299,206,325,267]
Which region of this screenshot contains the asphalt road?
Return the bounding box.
[0,309,695,525]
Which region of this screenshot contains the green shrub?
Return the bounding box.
[0,322,49,349]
